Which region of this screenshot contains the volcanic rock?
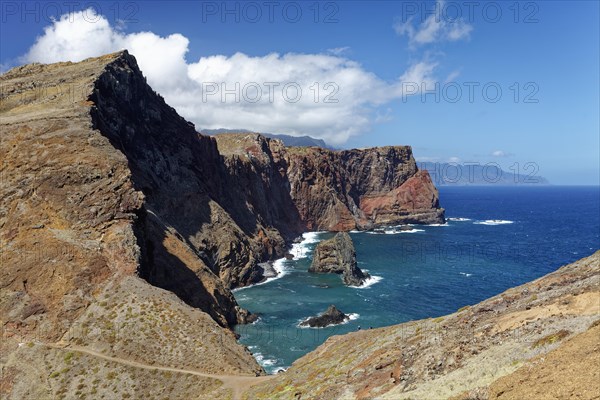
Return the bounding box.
[309,232,369,286]
[300,305,349,328]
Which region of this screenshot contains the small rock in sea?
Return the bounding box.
[300,305,349,328]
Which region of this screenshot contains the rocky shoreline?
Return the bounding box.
[246,250,600,399]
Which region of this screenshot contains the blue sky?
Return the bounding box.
[1,1,598,184]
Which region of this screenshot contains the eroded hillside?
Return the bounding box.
[0,52,264,400]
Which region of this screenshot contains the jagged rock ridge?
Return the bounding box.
[0,51,264,400]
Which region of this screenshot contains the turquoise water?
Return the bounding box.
[234,186,600,373]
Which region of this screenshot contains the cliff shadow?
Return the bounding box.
[134,206,237,327]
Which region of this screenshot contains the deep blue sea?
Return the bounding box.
[234,186,600,373]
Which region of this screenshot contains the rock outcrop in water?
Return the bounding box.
[309,232,369,286]
[299,305,349,328]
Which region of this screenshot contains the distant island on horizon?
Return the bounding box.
[418,161,551,186]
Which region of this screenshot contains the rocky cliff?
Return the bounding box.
[0,52,265,400]
[284,145,444,230]
[1,51,443,397]
[214,134,445,232]
[212,133,443,286]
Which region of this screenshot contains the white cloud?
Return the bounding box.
[491,150,513,157]
[23,9,438,145]
[327,47,350,56]
[444,69,461,83]
[394,0,473,47]
[399,61,438,88]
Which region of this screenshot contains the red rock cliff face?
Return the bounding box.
[280,146,444,231]
[215,136,444,233]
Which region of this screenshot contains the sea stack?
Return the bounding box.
[300,305,349,328]
[309,232,369,286]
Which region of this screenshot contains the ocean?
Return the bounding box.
[233,186,600,373]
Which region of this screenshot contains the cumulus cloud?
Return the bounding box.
[23,9,438,145]
[24,10,191,93]
[394,0,473,47]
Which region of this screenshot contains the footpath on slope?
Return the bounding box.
[43,342,275,400]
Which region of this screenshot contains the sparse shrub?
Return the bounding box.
[532,330,570,348]
[64,352,74,363]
